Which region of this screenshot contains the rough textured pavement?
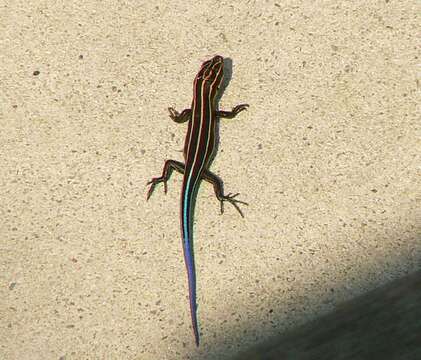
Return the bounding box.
[1,1,420,359]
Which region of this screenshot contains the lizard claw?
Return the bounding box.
[219,192,248,218]
[168,107,178,120]
[146,178,167,200]
[232,104,249,115]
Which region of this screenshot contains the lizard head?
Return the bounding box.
[196,55,224,87]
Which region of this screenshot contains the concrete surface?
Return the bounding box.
[1,1,419,359]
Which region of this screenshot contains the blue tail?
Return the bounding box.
[181,181,200,346]
[184,242,199,346]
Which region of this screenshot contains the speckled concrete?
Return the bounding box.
[1,1,419,359]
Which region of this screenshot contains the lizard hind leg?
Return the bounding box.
[146,160,185,200]
[201,169,248,217]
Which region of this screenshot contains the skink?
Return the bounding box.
[147,55,248,346]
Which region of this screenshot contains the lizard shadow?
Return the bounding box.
[213,56,234,166]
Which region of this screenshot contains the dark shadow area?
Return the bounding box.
[218,57,234,102]
[185,227,420,360]
[209,56,233,167]
[231,269,421,360]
